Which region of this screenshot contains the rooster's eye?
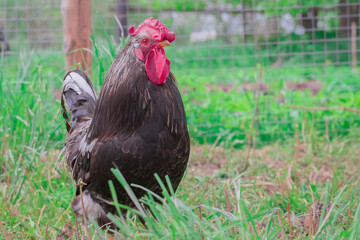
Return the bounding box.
[143,39,149,45]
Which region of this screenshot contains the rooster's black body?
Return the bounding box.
[61,18,190,227]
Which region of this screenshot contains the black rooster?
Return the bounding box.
[61,18,190,227]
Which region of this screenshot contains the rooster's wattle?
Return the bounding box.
[61,18,190,227]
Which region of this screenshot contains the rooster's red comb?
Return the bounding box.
[128,17,176,43]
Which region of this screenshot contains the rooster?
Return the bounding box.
[61,18,190,227]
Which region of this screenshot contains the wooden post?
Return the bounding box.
[351,21,357,69]
[62,0,92,72]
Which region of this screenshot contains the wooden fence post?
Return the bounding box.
[62,0,92,73]
[351,21,357,69]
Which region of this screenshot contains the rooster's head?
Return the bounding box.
[128,18,176,85]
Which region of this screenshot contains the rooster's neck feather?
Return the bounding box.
[88,40,178,141]
[88,41,151,140]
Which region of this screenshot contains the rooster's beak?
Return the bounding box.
[157,40,171,48]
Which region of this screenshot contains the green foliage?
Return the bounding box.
[132,0,207,11]
[129,0,347,16]
[251,0,339,16]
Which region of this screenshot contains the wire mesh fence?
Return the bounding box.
[1,0,360,147]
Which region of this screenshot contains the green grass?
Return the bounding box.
[2,35,360,239]
[179,65,360,146]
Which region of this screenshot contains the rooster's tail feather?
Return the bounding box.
[61,70,97,132]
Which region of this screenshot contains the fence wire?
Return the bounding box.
[1,0,360,146]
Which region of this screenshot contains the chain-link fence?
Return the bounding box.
[2,0,360,146]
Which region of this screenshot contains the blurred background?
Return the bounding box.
[1,0,360,147]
